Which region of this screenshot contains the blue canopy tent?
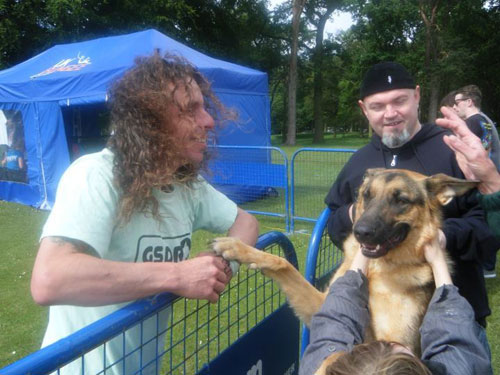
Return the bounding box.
[0,29,271,209]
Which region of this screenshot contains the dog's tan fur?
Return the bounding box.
[212,169,477,371]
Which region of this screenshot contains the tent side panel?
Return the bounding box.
[37,102,71,207]
[0,102,69,208]
[206,91,273,204]
[0,181,40,206]
[215,92,270,148]
[0,102,42,206]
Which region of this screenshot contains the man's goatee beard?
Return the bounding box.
[382,128,411,148]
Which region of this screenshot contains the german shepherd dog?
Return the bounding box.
[211,169,478,370]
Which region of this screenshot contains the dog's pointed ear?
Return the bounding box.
[425,173,479,206]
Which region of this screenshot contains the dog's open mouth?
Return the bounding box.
[359,223,410,258]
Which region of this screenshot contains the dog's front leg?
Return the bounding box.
[211,237,326,325]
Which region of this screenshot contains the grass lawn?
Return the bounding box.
[0,201,49,367]
[1,132,499,373]
[271,131,370,158]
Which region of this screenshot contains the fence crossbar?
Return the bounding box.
[290,147,355,233]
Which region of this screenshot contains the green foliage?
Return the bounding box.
[2,1,500,147]
[299,0,500,129]
[441,0,500,121]
[0,0,281,71]
[0,0,49,68]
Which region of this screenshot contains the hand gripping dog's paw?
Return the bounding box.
[210,237,260,270]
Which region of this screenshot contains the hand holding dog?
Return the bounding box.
[172,253,232,303]
[196,251,233,278]
[424,230,452,288]
[350,247,370,274]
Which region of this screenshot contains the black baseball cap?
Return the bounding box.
[360,61,416,100]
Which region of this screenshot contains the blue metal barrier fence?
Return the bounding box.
[207,146,356,234]
[290,148,355,233]
[1,232,300,375]
[207,145,290,232]
[300,207,344,356]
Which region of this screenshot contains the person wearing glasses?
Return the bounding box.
[453,85,500,278]
[437,106,500,241]
[453,85,500,171]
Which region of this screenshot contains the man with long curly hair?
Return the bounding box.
[30,52,259,375]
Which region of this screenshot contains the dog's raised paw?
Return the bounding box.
[210,237,240,260]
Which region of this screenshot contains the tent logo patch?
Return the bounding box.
[30,53,91,79]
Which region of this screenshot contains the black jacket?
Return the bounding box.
[325,123,497,323]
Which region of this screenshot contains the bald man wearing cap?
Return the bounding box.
[324,62,498,344]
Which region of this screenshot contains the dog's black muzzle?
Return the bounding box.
[353,217,410,258]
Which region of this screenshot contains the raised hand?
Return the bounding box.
[436,107,500,194]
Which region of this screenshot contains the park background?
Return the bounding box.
[1,0,500,372]
[2,0,500,144]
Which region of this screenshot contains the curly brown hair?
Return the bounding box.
[107,52,233,223]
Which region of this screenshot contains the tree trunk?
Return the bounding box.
[419,0,441,122]
[285,0,306,146]
[312,6,334,144]
[427,76,440,122]
[282,77,288,143]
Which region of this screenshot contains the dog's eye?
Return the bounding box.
[394,192,411,204]
[398,196,411,204]
[362,189,371,201]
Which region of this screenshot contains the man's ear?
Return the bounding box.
[414,85,421,104]
[425,173,479,206]
[358,99,368,117]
